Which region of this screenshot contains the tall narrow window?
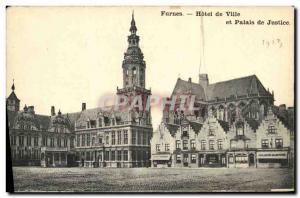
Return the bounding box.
[117,131,122,145]
[87,134,90,146]
[132,130,136,145]
[183,140,188,150]
[176,140,181,149]
[209,140,214,150]
[275,139,283,149]
[123,130,128,144]
[201,140,206,150]
[218,140,223,150]
[27,135,31,146]
[165,144,170,151]
[34,136,39,146]
[156,144,160,152]
[190,139,196,149]
[82,134,85,147]
[111,131,115,145]
[77,134,80,147]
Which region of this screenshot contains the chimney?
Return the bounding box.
[51,106,55,116]
[279,104,286,111]
[82,103,86,111]
[28,106,35,114]
[188,77,192,83]
[199,73,209,87]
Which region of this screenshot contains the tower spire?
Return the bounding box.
[11,79,15,92]
[130,10,137,35]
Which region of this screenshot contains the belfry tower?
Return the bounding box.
[117,12,151,117]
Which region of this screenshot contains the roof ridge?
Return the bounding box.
[208,74,256,86]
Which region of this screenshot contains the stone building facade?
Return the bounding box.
[7,13,153,168]
[151,74,294,168]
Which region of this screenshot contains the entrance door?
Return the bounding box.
[249,153,255,166]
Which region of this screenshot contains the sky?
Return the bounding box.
[6,6,294,129]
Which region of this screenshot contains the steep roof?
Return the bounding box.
[244,117,261,131]
[7,91,20,102]
[206,75,271,101]
[164,123,180,136]
[171,78,206,101]
[217,119,230,132]
[189,121,203,133]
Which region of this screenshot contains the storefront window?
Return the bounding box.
[176,154,181,163]
[165,144,170,151]
[235,154,248,163]
[228,154,234,163]
[191,154,196,163]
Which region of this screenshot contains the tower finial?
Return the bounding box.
[130,11,137,34]
[11,79,15,91]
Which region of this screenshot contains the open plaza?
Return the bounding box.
[12,167,294,192]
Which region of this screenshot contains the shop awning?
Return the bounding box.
[151,154,171,161]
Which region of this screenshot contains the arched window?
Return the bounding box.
[218,105,224,120]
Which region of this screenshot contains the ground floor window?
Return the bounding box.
[191,154,196,163]
[176,154,181,163]
[228,154,234,163]
[123,150,128,161]
[235,154,248,163]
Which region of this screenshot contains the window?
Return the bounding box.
[77,135,80,147]
[261,139,269,149]
[87,121,90,128]
[137,131,142,145]
[34,136,38,146]
[165,144,170,151]
[237,127,243,136]
[191,154,196,163]
[156,144,160,152]
[182,130,188,137]
[42,136,47,146]
[235,154,248,163]
[209,125,215,136]
[112,119,115,126]
[275,139,283,149]
[98,118,102,127]
[57,137,61,147]
[201,140,206,150]
[176,140,181,149]
[117,131,122,145]
[87,134,90,146]
[105,151,109,161]
[124,130,128,144]
[64,138,68,147]
[132,130,136,145]
[268,125,276,134]
[176,154,181,163]
[27,135,31,146]
[11,135,16,146]
[70,137,74,148]
[111,151,115,161]
[231,141,236,149]
[111,131,115,145]
[50,137,54,147]
[183,154,188,162]
[92,137,95,146]
[190,139,196,149]
[183,140,188,150]
[60,127,64,133]
[82,134,86,146]
[106,135,109,145]
[117,151,122,161]
[90,120,96,128]
[123,150,128,161]
[217,140,223,150]
[99,137,103,144]
[228,154,234,163]
[19,136,24,146]
[143,132,147,145]
[209,140,214,150]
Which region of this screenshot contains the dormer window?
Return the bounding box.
[237,127,243,136]
[90,120,96,128]
[208,125,215,136]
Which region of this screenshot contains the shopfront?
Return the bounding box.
[226,151,256,168]
[256,149,289,168]
[198,152,226,167]
[151,154,171,168]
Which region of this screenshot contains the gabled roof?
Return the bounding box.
[244,117,260,131]
[164,123,180,137]
[206,75,271,101]
[189,121,203,133]
[217,119,230,132]
[171,78,206,101]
